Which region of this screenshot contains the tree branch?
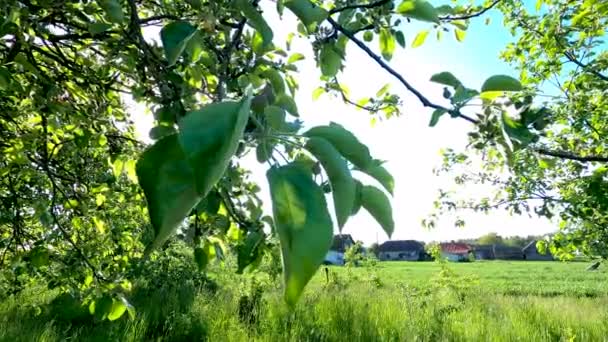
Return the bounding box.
[440,0,502,21]
[330,0,391,14]
[534,148,608,163]
[327,17,479,124]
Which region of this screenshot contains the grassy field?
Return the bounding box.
[1,260,608,341]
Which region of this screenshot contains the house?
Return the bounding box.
[472,244,495,260]
[324,234,355,265]
[440,242,472,262]
[523,240,553,261]
[493,244,524,260]
[377,240,426,261]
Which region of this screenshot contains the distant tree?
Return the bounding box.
[478,233,503,245]
[368,243,380,257]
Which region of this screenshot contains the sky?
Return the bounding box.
[129,1,557,245]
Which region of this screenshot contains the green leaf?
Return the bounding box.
[194,246,209,271]
[395,31,406,48]
[304,122,373,170]
[451,86,479,103]
[435,4,455,15]
[454,29,466,42]
[237,0,274,49]
[29,247,50,267]
[264,105,286,130]
[149,125,177,140]
[136,135,200,253]
[362,162,394,195]
[429,108,447,127]
[305,137,356,229]
[193,190,221,215]
[376,84,391,97]
[178,93,252,196]
[99,0,124,24]
[412,30,429,48]
[288,53,305,63]
[360,185,394,237]
[363,31,373,42]
[275,93,299,116]
[397,0,439,23]
[0,66,12,89]
[312,87,325,100]
[284,0,328,32]
[319,43,342,77]
[107,298,127,321]
[379,28,396,61]
[160,21,197,66]
[88,22,112,35]
[351,180,363,215]
[481,75,523,92]
[256,139,274,163]
[501,111,536,146]
[267,163,333,306]
[93,295,113,320]
[237,231,265,273]
[430,72,462,88]
[261,68,286,94]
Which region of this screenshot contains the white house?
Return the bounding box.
[323,234,355,265]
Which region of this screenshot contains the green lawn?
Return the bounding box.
[314,260,608,297]
[2,260,608,341]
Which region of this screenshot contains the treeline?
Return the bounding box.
[443,232,547,248]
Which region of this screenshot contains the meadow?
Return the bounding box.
[2,260,608,342]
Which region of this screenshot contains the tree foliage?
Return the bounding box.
[1,0,606,314]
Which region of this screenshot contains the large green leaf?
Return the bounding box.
[361,161,394,195]
[305,137,356,229]
[264,105,287,130]
[361,185,394,237]
[319,43,342,77]
[107,298,127,321]
[237,230,265,273]
[397,0,439,23]
[304,122,373,170]
[284,0,328,31]
[261,68,286,94]
[178,93,252,196]
[160,21,198,66]
[430,72,462,88]
[237,0,274,49]
[481,75,523,92]
[136,134,201,253]
[379,28,396,61]
[275,93,299,116]
[267,163,333,306]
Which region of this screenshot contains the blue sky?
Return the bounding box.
[130,2,557,245]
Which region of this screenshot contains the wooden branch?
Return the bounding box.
[327,17,479,124]
[440,0,502,21]
[534,147,608,163]
[330,0,391,14]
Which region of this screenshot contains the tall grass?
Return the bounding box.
[1,261,607,341]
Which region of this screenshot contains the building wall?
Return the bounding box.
[442,252,468,262]
[324,250,344,265]
[524,251,553,261]
[379,251,420,261]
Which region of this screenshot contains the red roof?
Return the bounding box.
[440,242,471,254]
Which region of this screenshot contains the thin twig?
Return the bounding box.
[439,0,502,21]
[329,0,391,14]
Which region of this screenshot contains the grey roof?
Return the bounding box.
[330,234,354,252]
[378,240,424,252]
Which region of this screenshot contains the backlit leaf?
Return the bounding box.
[304,122,373,170]
[284,0,328,31]
[361,185,394,237]
[305,137,356,229]
[412,30,429,48]
[481,75,523,92]
[430,72,462,88]
[397,0,439,23]
[267,163,333,306]
[454,29,466,42]
[319,43,342,77]
[379,28,396,61]
[237,0,274,49]
[160,21,197,66]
